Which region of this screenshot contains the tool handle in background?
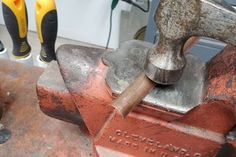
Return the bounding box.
[36,0,58,63]
[2,0,31,59]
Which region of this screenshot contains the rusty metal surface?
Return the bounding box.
[38,1,236,155]
[0,59,93,157]
[95,100,234,157]
[205,45,236,104]
[56,44,114,137]
[104,40,206,114]
[145,0,236,84]
[53,43,236,156]
[37,61,85,125]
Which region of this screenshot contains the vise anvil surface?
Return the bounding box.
[113,0,236,118]
[37,40,236,157]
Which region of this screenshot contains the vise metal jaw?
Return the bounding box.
[37,40,236,157]
[36,0,236,156]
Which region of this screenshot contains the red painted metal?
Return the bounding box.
[205,46,236,105]
[37,62,84,125]
[37,46,236,156]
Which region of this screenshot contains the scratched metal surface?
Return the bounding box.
[103,40,206,114]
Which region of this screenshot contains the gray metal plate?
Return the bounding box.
[103,40,206,114]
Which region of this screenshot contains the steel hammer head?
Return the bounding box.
[145,0,236,85]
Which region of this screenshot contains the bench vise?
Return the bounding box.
[37,0,236,156]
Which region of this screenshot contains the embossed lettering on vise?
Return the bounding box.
[108,130,202,157]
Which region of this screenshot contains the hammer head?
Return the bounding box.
[145,0,236,84]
